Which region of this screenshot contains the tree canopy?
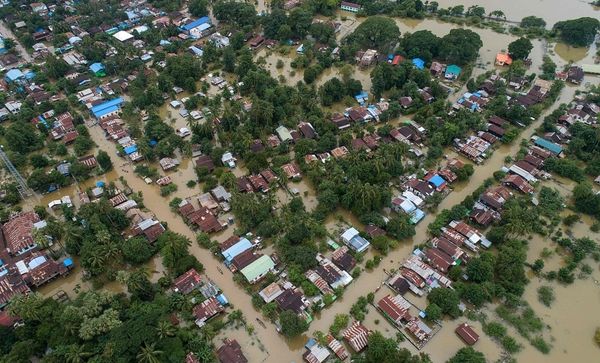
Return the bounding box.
[347,16,400,51]
[553,17,600,47]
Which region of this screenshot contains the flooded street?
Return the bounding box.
[434,0,599,25]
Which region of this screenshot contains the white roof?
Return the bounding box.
[341,227,359,242]
[113,30,134,42]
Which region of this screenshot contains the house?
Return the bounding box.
[405,178,435,199]
[217,339,248,363]
[566,66,584,84]
[248,35,265,49]
[365,225,385,238]
[198,193,219,211]
[327,335,349,360]
[431,237,464,261]
[276,125,293,143]
[237,177,254,193]
[298,122,317,139]
[0,273,31,308]
[470,207,496,226]
[412,58,425,70]
[306,270,334,295]
[331,113,350,129]
[113,30,134,42]
[248,174,269,192]
[430,62,444,76]
[275,288,308,315]
[341,227,370,253]
[487,124,505,138]
[172,268,203,294]
[495,53,512,66]
[2,212,41,256]
[89,63,106,77]
[195,155,215,172]
[159,157,180,171]
[424,173,447,192]
[221,152,236,168]
[406,318,432,344]
[282,163,301,179]
[331,146,349,159]
[343,321,371,352]
[91,98,124,119]
[192,297,224,327]
[378,294,412,325]
[303,338,330,363]
[423,248,453,273]
[259,282,284,303]
[231,250,262,272]
[180,17,213,39]
[240,255,275,284]
[388,274,411,295]
[340,1,361,13]
[532,136,563,156]
[456,323,479,346]
[5,68,24,83]
[445,65,461,80]
[221,237,253,263]
[331,246,356,272]
[503,174,534,194]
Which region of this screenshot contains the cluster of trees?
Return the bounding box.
[262,8,315,41]
[398,28,482,65]
[553,17,600,47]
[370,60,448,101]
[346,16,400,51]
[1,288,216,362]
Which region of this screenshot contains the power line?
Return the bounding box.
[0,146,34,199]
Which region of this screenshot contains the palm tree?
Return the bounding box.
[65,344,92,363]
[85,248,106,271]
[137,343,163,363]
[156,320,176,340]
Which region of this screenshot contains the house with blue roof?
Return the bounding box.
[425,173,447,192]
[91,97,124,119]
[180,17,213,39]
[444,64,461,80]
[532,136,563,156]
[5,68,24,83]
[221,237,253,262]
[89,63,106,77]
[412,58,425,70]
[341,227,370,253]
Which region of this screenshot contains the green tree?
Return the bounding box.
[447,347,485,363]
[136,343,163,363]
[438,29,482,65]
[188,0,208,17]
[508,37,533,60]
[553,17,600,46]
[279,310,309,337]
[348,16,400,51]
[427,288,461,318]
[96,150,113,171]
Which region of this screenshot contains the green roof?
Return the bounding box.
[582,64,600,75]
[240,255,275,283]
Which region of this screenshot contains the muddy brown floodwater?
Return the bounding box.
[434,0,599,26]
[27,8,600,361]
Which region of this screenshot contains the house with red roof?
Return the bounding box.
[172,268,202,295]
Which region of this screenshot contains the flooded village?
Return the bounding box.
[0,0,598,362]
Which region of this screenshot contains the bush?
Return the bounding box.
[537,286,555,307]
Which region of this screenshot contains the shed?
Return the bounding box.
[455,323,479,345]
[412,58,425,70]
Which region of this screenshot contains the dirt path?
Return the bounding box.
[0,21,32,64]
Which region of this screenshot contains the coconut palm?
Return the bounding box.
[65,344,92,363]
[136,343,162,363]
[156,320,176,340]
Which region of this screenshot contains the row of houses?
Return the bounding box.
[0,212,74,311]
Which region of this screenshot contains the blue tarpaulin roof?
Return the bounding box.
[410,208,425,224]
[216,293,228,305]
[96,181,105,187]
[412,58,425,70]
[428,174,445,188]
[63,258,73,267]
[89,62,104,73]
[5,68,24,81]
[181,16,210,31]
[124,145,137,155]
[222,238,252,262]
